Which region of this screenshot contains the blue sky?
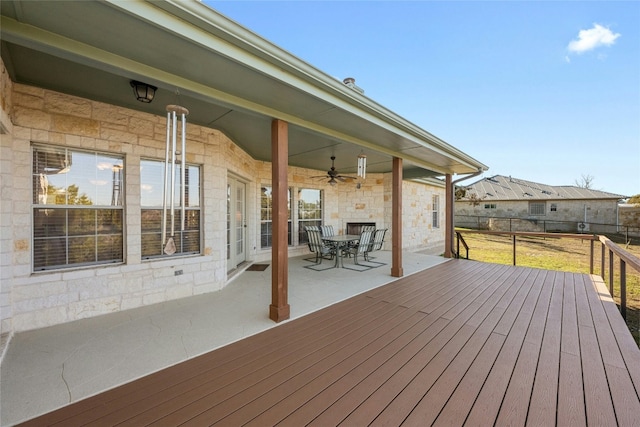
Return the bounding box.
[207,1,639,198]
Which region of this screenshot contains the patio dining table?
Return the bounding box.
[322,234,361,268]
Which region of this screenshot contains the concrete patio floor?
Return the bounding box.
[0,251,446,426]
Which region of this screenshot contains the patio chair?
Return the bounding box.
[320,225,334,237]
[343,229,376,271]
[304,225,319,250]
[304,228,337,271]
[304,226,325,263]
[364,228,387,265]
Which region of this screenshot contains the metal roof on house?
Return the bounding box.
[460,175,626,201]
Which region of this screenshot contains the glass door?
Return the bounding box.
[227,177,246,270]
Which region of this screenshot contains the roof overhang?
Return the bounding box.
[0,0,487,177]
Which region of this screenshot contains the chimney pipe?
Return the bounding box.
[343,77,364,94]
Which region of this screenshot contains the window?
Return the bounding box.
[529,202,546,216]
[550,203,557,212]
[140,159,200,258]
[32,145,124,270]
[298,188,322,245]
[484,203,497,209]
[432,195,440,228]
[260,186,292,248]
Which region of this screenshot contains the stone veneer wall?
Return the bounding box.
[400,180,446,254]
[3,83,232,334]
[1,59,15,338]
[1,63,446,335]
[250,166,444,257]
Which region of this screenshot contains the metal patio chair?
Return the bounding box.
[364,228,387,266]
[304,227,337,270]
[343,229,376,271]
[320,225,334,237]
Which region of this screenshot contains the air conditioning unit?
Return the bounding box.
[577,222,590,232]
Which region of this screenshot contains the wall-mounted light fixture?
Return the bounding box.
[130,80,157,103]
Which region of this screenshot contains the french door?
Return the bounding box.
[227,177,246,270]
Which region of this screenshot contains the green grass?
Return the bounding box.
[456,230,640,345]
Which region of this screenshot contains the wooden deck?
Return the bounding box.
[19,260,640,426]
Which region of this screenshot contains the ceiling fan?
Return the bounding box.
[312,156,356,186]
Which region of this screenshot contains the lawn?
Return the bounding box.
[455,230,640,346]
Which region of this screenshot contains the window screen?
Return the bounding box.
[32,145,124,270]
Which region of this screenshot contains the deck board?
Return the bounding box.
[18,260,640,427]
[558,273,587,426]
[522,270,564,426]
[574,273,617,426]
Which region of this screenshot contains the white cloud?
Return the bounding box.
[567,23,620,54]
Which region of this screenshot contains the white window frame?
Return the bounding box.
[297,188,323,245]
[260,185,292,248]
[432,194,440,228]
[32,144,124,271]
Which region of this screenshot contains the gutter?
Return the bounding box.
[452,169,485,186]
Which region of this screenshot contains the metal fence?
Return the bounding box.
[455,215,640,245]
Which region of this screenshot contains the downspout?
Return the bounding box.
[445,169,486,258]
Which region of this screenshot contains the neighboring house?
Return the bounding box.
[0,1,486,336]
[455,175,626,233]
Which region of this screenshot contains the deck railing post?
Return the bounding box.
[589,239,594,275]
[601,242,605,279]
[512,235,516,266]
[620,259,626,320]
[609,249,614,296]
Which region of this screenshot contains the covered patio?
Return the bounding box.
[1,251,445,426]
[0,0,487,338]
[10,258,640,426]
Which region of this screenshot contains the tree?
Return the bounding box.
[454,187,486,206]
[628,194,640,205]
[574,174,595,189]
